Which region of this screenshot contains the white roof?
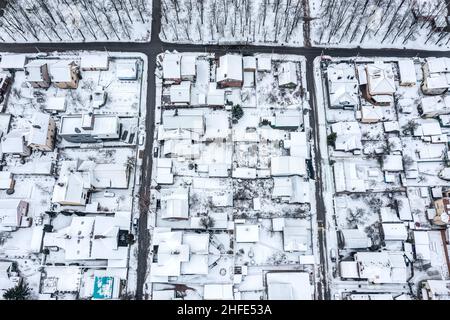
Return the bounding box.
[283,226,308,251]
[60,115,119,136]
[204,284,234,300]
[366,62,396,95]
[355,251,407,284]
[278,61,298,86]
[25,60,48,82]
[235,224,259,242]
[232,167,257,179]
[162,53,181,80]
[80,54,109,70]
[180,55,196,78]
[424,74,450,90]
[414,119,442,136]
[271,156,306,176]
[286,131,309,158]
[161,188,189,220]
[333,161,366,193]
[170,81,191,103]
[267,272,312,300]
[340,229,371,248]
[0,54,26,69]
[272,177,310,204]
[243,56,256,69]
[421,95,450,116]
[382,223,408,241]
[162,111,205,133]
[49,60,77,82]
[207,83,225,106]
[116,61,137,80]
[257,56,272,71]
[426,57,450,74]
[28,112,52,147]
[398,59,417,85]
[0,199,26,228]
[1,132,28,154]
[340,261,359,278]
[216,54,243,83]
[45,96,66,111]
[274,110,302,128]
[383,121,400,132]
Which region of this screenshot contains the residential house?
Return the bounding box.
[422,57,450,95]
[398,59,417,86]
[0,54,27,71]
[1,131,31,157]
[49,60,79,89]
[327,63,359,109]
[216,54,243,88]
[364,61,396,105]
[25,60,51,88]
[160,188,189,220]
[181,55,196,81]
[419,95,450,117]
[162,53,181,83]
[278,61,298,88]
[116,60,138,80]
[0,199,29,231]
[27,112,56,151]
[59,114,121,143]
[80,54,109,71]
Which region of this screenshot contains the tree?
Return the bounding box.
[200,216,215,229]
[402,119,419,135]
[327,132,337,147]
[232,104,244,123]
[3,281,31,300]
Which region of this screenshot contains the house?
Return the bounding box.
[0,54,27,71]
[270,156,306,177]
[216,54,243,88]
[338,228,371,249]
[232,167,257,179]
[156,158,174,184]
[331,121,362,152]
[283,225,308,252]
[162,110,205,135]
[422,58,450,95]
[0,199,29,231]
[364,61,396,105]
[162,53,181,82]
[49,60,79,89]
[414,119,442,137]
[25,60,51,88]
[422,280,450,300]
[169,81,191,105]
[43,213,131,267]
[45,96,67,113]
[419,95,450,117]
[160,188,189,220]
[235,224,260,243]
[243,56,257,71]
[27,112,56,151]
[398,59,417,86]
[59,114,121,143]
[206,83,225,106]
[285,131,310,158]
[327,63,359,109]
[180,55,196,81]
[149,229,209,281]
[360,105,385,123]
[52,161,90,206]
[273,110,302,129]
[0,171,14,190]
[278,61,298,88]
[333,161,366,193]
[257,56,272,72]
[272,177,310,204]
[266,272,313,300]
[204,284,234,300]
[80,54,109,71]
[382,223,408,241]
[1,132,30,157]
[116,60,138,80]
[340,251,408,284]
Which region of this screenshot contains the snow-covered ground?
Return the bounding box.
[0,1,152,43]
[160,0,305,46]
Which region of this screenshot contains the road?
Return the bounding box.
[1,0,450,299]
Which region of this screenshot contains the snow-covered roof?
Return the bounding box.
[0,199,27,228]
[424,280,450,300]
[216,54,243,83]
[274,110,302,128]
[25,60,48,82]
[333,162,366,193]
[414,119,442,136]
[235,224,259,242]
[170,81,191,104]
[162,53,181,80]
[257,56,272,72]
[45,96,67,112]
[423,74,450,90]
[278,61,298,87]
[327,63,359,107]
[243,56,256,70]
[266,272,312,300]
[80,54,109,70]
[340,229,371,249]
[60,114,119,137]
[232,167,257,179]
[285,131,309,158]
[366,61,396,95]
[28,112,52,147]
[361,105,385,122]
[52,161,89,206]
[204,284,234,300]
[116,61,138,80]
[0,54,27,70]
[270,156,306,176]
[382,223,408,241]
[49,60,78,82]
[331,121,362,152]
[1,131,29,155]
[156,158,173,184]
[425,57,450,74]
[161,188,189,220]
[398,59,417,85]
[383,121,400,132]
[272,177,310,204]
[207,83,225,106]
[283,226,308,251]
[420,95,450,116]
[162,111,205,134]
[180,55,196,78]
[354,251,407,284]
